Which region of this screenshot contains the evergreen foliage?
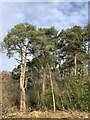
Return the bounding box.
[1,23,90,113]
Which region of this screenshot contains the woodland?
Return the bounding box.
[0,23,90,118]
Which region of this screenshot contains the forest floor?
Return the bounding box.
[3,110,89,119]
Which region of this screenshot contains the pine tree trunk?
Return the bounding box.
[20,90,23,111]
[38,91,40,106]
[22,52,27,112]
[49,69,56,112]
[20,52,23,112]
[42,69,46,107]
[20,49,26,112]
[88,41,90,76]
[88,38,90,113]
[74,54,77,76]
[22,87,26,112]
[42,73,46,97]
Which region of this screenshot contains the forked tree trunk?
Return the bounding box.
[20,51,23,111]
[20,86,26,112]
[22,88,26,112]
[20,49,27,112]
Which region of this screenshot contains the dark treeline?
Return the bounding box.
[1,23,90,114]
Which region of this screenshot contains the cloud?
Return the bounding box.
[1,0,89,2]
[2,2,88,36]
[2,3,27,38]
[0,2,88,71]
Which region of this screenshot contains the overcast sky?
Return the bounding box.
[0,1,88,71]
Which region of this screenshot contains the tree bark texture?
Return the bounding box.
[20,49,27,112]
